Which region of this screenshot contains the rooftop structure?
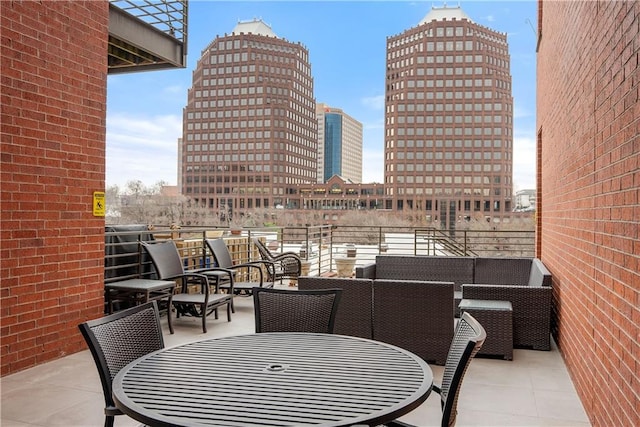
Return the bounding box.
[419,4,473,24]
[232,18,277,37]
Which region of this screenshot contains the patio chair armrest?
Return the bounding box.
[191,266,234,276]
[271,251,300,261]
[165,272,210,295]
[228,261,267,283]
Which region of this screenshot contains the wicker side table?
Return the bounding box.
[459,299,513,360]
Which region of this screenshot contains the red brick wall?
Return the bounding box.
[537,1,640,425]
[1,1,108,376]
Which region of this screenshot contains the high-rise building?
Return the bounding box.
[384,5,513,228]
[181,19,316,213]
[316,103,363,183]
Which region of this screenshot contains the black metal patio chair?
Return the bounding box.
[78,301,164,427]
[205,238,274,311]
[141,240,233,333]
[253,287,342,333]
[252,237,302,284]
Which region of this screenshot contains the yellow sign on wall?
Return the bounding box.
[93,191,105,217]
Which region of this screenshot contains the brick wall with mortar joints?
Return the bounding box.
[1,0,109,376]
[537,1,639,425]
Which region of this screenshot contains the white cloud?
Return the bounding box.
[106,113,182,188]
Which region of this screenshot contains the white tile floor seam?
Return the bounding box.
[1,296,591,427]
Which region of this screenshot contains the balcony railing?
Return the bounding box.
[104,225,535,283]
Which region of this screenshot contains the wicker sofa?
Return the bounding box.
[297,277,374,339]
[298,276,455,365]
[356,255,553,351]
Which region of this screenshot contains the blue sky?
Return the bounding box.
[106,0,538,191]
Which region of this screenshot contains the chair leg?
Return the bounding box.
[167,298,174,334]
[105,415,115,427]
[227,301,232,321]
[201,304,207,333]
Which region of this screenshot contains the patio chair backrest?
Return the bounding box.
[252,237,274,260]
[141,240,184,279]
[253,287,342,333]
[440,312,486,427]
[78,301,164,427]
[205,238,234,268]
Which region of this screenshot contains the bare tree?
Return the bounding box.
[106,181,216,227]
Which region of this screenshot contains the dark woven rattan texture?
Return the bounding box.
[439,313,486,427]
[298,277,373,338]
[459,300,513,360]
[356,255,552,351]
[253,288,342,333]
[385,312,486,427]
[91,307,164,380]
[462,284,551,350]
[373,279,454,365]
[474,257,532,285]
[374,256,474,291]
[78,302,164,427]
[359,256,474,318]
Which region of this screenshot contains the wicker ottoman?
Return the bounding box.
[459,299,513,360]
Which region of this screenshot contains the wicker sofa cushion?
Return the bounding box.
[373,255,474,291]
[473,257,532,286]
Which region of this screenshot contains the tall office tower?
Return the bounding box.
[182,19,316,213]
[316,103,363,183]
[384,5,513,228]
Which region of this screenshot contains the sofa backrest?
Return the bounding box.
[298,276,373,339]
[374,255,474,291]
[372,279,454,365]
[473,257,532,286]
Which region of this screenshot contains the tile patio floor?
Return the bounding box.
[1,293,590,427]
